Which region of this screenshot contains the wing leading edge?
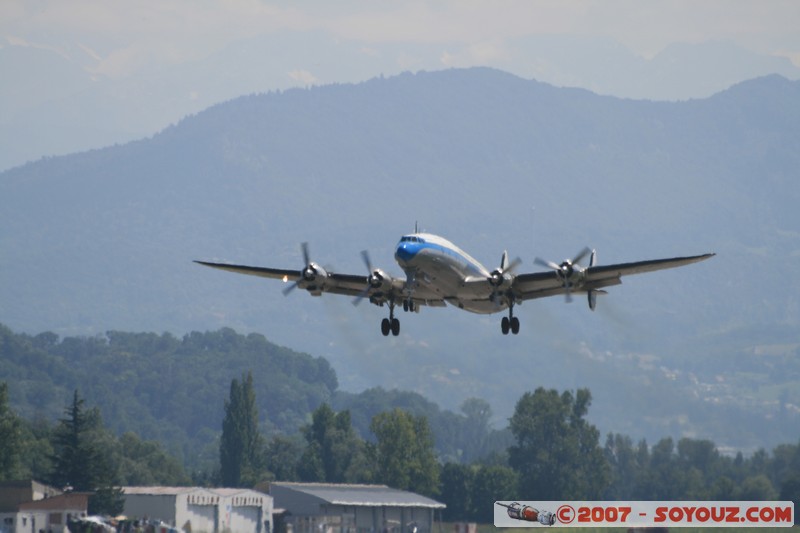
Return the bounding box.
[512,252,715,301]
[193,261,299,281]
[193,260,369,297]
[193,260,446,305]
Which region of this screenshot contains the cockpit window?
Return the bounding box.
[401,236,424,243]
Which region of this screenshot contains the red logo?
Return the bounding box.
[557,505,575,524]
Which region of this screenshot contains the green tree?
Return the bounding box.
[298,404,367,483]
[50,390,123,515]
[370,408,439,496]
[636,437,679,500]
[51,390,101,490]
[677,438,719,499]
[779,474,800,525]
[459,398,493,463]
[737,474,778,500]
[604,433,642,499]
[19,416,54,480]
[470,465,519,524]
[440,463,474,522]
[0,382,23,479]
[220,371,264,487]
[508,388,609,500]
[710,475,737,500]
[116,432,190,485]
[265,435,303,481]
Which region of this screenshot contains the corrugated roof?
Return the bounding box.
[121,487,268,498]
[271,483,445,509]
[121,487,204,496]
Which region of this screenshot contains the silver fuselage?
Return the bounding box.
[394,233,501,314]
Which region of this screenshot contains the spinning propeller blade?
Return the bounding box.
[283,242,312,296]
[534,246,593,303]
[352,250,375,306]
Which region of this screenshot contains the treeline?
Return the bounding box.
[226,381,800,524]
[217,372,440,494]
[0,383,189,514]
[2,377,799,523]
[0,324,508,470]
[2,324,799,522]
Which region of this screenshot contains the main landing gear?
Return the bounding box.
[501,305,520,335]
[380,299,416,336]
[381,302,400,336]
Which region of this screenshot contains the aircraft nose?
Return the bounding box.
[395,243,415,265]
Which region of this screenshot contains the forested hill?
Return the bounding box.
[0,324,336,466]
[0,324,509,469]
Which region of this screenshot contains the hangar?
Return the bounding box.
[121,487,272,533]
[269,482,445,533]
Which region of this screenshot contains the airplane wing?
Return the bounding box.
[194,260,369,297]
[193,261,299,282]
[193,260,447,307]
[512,253,715,301]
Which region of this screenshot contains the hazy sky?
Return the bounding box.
[3,0,799,79]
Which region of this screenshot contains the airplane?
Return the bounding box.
[195,232,714,336]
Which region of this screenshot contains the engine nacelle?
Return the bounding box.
[556,260,589,290]
[300,262,328,295]
[368,268,393,292]
[489,269,510,287]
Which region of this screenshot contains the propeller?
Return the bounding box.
[488,251,522,309]
[353,250,388,306]
[283,242,318,295]
[534,247,592,302]
[489,251,522,286]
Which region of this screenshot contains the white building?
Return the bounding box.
[121,487,272,533]
[268,483,445,533]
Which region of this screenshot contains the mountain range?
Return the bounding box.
[3,36,799,172]
[1,67,798,451]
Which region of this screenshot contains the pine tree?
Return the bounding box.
[50,390,123,515]
[51,390,98,490]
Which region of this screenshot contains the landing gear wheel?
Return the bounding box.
[501,300,520,335]
[382,302,400,337]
